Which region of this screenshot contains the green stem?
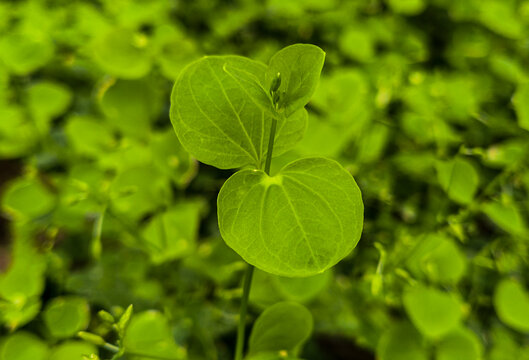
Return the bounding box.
[234,111,278,360]
[235,264,254,360]
[264,117,278,176]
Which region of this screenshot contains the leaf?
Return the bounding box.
[48,341,97,360]
[140,201,203,263]
[265,44,325,116]
[377,321,427,360]
[122,311,186,360]
[403,285,462,338]
[0,237,46,304]
[513,82,529,131]
[170,55,306,169]
[339,27,374,63]
[0,31,54,75]
[482,201,528,237]
[493,278,529,333]
[27,81,72,125]
[387,0,426,14]
[218,157,363,277]
[109,165,170,221]
[65,115,115,157]
[246,353,303,360]
[248,302,313,355]
[99,78,161,138]
[273,270,331,303]
[1,177,55,220]
[436,157,479,205]
[0,332,49,360]
[43,296,91,339]
[406,233,467,285]
[0,106,38,158]
[118,304,134,334]
[91,28,151,79]
[150,130,197,187]
[435,327,483,360]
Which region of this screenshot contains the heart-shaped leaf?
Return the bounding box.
[217,157,363,277]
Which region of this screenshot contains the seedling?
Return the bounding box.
[170,44,364,359]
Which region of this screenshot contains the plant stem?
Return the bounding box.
[234,112,278,360]
[264,117,278,176]
[235,264,254,360]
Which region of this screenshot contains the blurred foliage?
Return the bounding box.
[0,0,529,359]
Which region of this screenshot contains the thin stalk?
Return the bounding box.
[234,264,254,360]
[234,110,279,360]
[264,117,278,176]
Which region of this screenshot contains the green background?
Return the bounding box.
[1,0,529,359]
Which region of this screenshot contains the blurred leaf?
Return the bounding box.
[436,157,479,205]
[141,201,202,263]
[43,296,91,339]
[435,327,482,360]
[0,332,49,360]
[48,341,97,360]
[91,28,151,79]
[0,31,54,75]
[482,202,528,237]
[406,233,467,284]
[513,83,529,131]
[99,78,161,138]
[403,285,462,338]
[122,311,186,360]
[493,278,529,333]
[248,302,313,356]
[376,321,427,360]
[1,177,55,220]
[65,115,116,158]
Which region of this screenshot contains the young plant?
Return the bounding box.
[170,44,364,359]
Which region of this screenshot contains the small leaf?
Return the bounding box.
[265,44,325,116]
[49,341,97,360]
[77,332,106,346]
[218,157,363,277]
[377,321,427,360]
[0,332,49,360]
[406,233,467,285]
[436,157,479,205]
[513,83,529,131]
[0,31,54,75]
[403,285,462,338]
[2,177,55,220]
[140,202,202,263]
[98,310,115,323]
[122,310,186,360]
[493,278,529,333]
[436,327,483,360]
[44,296,91,339]
[91,28,151,79]
[482,201,528,237]
[248,302,313,355]
[117,304,134,334]
[99,78,161,138]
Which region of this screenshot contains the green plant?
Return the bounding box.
[169,44,364,359]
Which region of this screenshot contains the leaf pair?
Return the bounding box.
[170,44,364,277]
[170,44,325,170]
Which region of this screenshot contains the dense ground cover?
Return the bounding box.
[0,0,529,359]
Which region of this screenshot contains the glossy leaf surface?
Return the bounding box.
[218,157,363,276]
